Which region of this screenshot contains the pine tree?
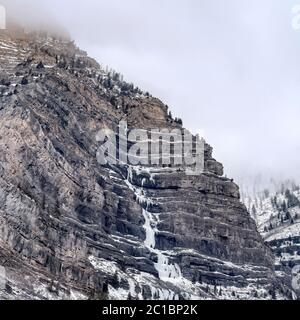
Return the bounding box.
[263,189,270,199]
[112,271,119,287]
[282,201,287,212]
[252,205,257,216]
[214,285,217,295]
[269,222,273,230]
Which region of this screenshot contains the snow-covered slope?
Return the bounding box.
[243,183,300,274]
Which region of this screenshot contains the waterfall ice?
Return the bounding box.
[142,209,182,280]
[124,166,182,281]
[142,210,157,249]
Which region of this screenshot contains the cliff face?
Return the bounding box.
[0,29,294,300]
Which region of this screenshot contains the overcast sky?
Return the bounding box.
[3,0,300,190]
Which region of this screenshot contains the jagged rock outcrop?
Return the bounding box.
[0,28,294,300]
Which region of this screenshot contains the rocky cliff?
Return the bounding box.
[0,28,294,300]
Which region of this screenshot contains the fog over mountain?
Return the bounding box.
[2,0,300,188]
